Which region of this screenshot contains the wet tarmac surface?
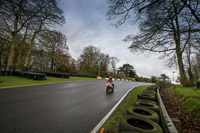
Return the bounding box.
[0,80,152,133]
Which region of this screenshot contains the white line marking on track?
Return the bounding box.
[90,87,135,133]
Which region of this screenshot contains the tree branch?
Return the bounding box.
[138,0,160,13]
[181,0,200,23]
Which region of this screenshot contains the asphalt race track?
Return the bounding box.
[0,80,153,133]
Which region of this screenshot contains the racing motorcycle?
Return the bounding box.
[106,82,114,93]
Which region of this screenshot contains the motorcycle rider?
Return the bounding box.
[107,76,114,88]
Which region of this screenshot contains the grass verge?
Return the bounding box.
[169,85,200,111]
[0,76,97,88]
[102,85,150,133]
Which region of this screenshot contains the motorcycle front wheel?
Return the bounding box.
[106,87,109,93]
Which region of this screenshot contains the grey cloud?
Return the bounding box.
[57,0,179,81]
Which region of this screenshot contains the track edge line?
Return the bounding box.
[90,87,135,133]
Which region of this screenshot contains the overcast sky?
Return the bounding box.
[58,0,178,81]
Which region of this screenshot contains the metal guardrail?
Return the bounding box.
[157,87,178,133]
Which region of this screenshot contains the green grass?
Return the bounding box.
[0,76,97,88]
[169,85,200,111]
[185,98,200,111]
[102,85,150,133]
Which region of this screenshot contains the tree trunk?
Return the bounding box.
[174,30,188,86]
[51,45,55,72]
[188,67,194,86]
[16,39,25,69]
[172,4,189,87]
[24,33,37,66]
[176,47,188,86]
[6,0,24,70]
[24,21,43,66]
[16,25,29,70]
[0,54,1,69]
[51,56,54,71]
[6,33,16,70]
[24,44,32,67]
[187,49,195,86]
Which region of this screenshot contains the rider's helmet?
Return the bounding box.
[109,76,112,81]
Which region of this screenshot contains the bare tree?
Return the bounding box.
[0,0,65,70]
[77,46,101,76]
[77,45,111,76]
[0,0,41,69]
[38,29,68,72]
[107,0,200,86]
[23,0,65,67]
[99,53,110,76]
[110,57,119,74]
[16,22,30,69]
[0,31,10,70]
[27,29,73,73]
